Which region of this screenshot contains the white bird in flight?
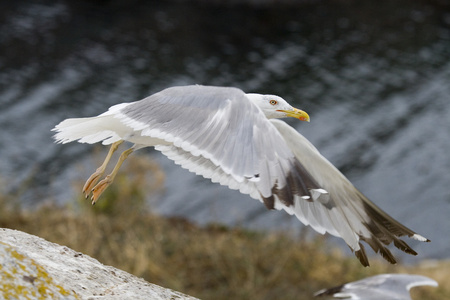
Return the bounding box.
[314,273,438,299]
[52,85,429,266]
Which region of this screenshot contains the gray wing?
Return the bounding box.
[314,274,438,299]
[116,85,324,203]
[270,119,428,266]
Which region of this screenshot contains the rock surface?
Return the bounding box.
[0,228,199,300]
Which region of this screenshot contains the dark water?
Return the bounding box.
[1,0,449,262]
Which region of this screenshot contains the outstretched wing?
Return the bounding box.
[270,119,429,266]
[116,85,324,203]
[314,274,438,299]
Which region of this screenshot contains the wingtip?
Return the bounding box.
[355,245,370,267]
[412,233,430,243]
[313,284,345,297]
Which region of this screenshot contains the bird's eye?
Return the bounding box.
[269,100,278,105]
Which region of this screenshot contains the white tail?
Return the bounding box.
[52,115,126,145]
[52,103,133,145]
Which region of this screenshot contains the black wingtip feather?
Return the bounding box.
[354,243,370,267]
[393,238,418,256]
[314,284,345,297]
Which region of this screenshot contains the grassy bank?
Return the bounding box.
[1,155,448,299]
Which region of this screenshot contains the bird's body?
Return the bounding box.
[314,273,438,299]
[53,85,428,266]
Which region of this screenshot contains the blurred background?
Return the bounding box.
[1,0,449,295]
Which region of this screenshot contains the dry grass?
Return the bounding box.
[1,154,448,299]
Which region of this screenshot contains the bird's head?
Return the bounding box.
[245,93,310,122]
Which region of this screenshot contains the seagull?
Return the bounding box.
[52,85,429,266]
[314,273,438,299]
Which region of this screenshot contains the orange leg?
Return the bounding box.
[82,141,123,198]
[90,147,134,205]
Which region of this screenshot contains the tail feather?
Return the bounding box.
[52,115,125,145]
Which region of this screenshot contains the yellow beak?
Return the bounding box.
[278,108,310,122]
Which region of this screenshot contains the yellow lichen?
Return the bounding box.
[0,242,80,299]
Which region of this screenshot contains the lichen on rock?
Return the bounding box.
[0,228,198,300]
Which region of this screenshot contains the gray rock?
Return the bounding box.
[0,228,199,300]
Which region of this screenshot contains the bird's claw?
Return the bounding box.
[90,176,112,205]
[82,170,103,198]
